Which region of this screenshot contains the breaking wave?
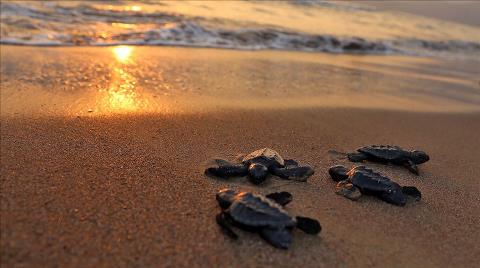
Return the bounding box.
[1,1,479,57]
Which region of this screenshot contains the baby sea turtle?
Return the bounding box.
[347,145,429,175]
[205,148,314,184]
[328,165,421,206]
[216,188,321,249]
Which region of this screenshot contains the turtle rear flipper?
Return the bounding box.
[328,165,349,182]
[402,186,422,201]
[260,228,292,249]
[296,216,321,234]
[271,166,314,182]
[216,212,238,240]
[347,152,368,162]
[404,160,419,175]
[335,181,362,200]
[266,192,292,206]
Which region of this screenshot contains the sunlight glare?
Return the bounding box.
[112,46,133,63]
[130,6,142,12]
[102,67,147,112]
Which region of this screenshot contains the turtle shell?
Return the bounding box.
[348,166,406,205]
[242,148,285,168]
[227,192,296,228]
[358,145,410,162]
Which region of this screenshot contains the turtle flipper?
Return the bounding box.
[266,192,293,206]
[205,159,248,177]
[270,166,314,182]
[296,216,321,234]
[402,186,422,201]
[216,212,238,240]
[404,160,419,175]
[328,165,349,182]
[328,150,349,160]
[347,152,368,162]
[335,180,362,200]
[260,228,292,249]
[284,159,299,168]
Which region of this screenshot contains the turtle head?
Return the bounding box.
[328,165,349,182]
[216,188,237,209]
[411,150,429,164]
[381,187,407,206]
[247,163,269,184]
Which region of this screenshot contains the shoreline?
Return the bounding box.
[1,46,479,116]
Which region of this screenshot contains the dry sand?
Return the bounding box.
[1,46,480,267]
[2,110,480,267]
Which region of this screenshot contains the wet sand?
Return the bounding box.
[2,46,479,115]
[1,46,480,267]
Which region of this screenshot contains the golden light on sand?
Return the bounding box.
[112,46,133,63]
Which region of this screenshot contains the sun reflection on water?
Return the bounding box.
[95,46,150,113]
[130,6,142,12]
[104,67,146,112]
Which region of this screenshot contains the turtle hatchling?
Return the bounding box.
[328,165,421,206]
[347,145,429,175]
[215,188,321,249]
[205,148,314,184]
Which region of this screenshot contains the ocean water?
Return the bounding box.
[1,1,480,59]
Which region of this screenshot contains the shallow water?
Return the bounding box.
[1,1,480,58]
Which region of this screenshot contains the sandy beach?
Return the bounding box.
[1,45,480,267]
[2,109,480,267]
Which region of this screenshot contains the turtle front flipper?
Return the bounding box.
[266,192,293,206]
[216,212,238,240]
[296,216,321,234]
[347,152,368,162]
[404,160,419,175]
[402,186,422,201]
[270,166,314,182]
[259,228,292,249]
[205,159,248,178]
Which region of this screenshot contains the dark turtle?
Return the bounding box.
[216,188,321,249]
[347,145,429,175]
[328,165,421,206]
[205,148,314,184]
